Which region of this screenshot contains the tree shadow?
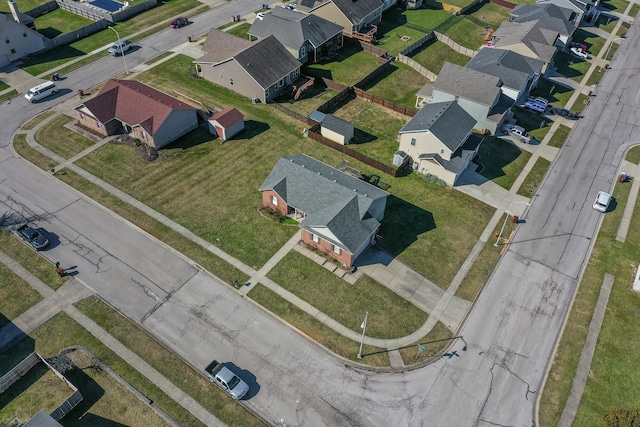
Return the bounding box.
[377,195,435,257]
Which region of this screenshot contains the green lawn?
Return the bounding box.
[248,284,390,366]
[397,321,453,364]
[626,146,640,164]
[530,78,575,109]
[600,0,630,13]
[629,3,640,17]
[570,93,591,114]
[572,29,607,57]
[0,262,42,329]
[595,14,620,33]
[539,176,640,426]
[75,296,264,426]
[33,8,93,39]
[0,0,46,13]
[547,124,571,149]
[442,17,487,50]
[227,23,252,39]
[266,251,428,339]
[0,81,9,91]
[0,313,207,427]
[554,51,592,83]
[517,157,551,197]
[436,0,476,9]
[412,40,471,74]
[365,62,429,109]
[511,106,553,141]
[0,90,18,102]
[469,2,512,28]
[375,7,451,56]
[305,39,381,86]
[35,114,96,159]
[476,136,532,190]
[332,97,408,166]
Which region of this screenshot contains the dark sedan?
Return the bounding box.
[170,17,188,28]
[549,107,577,119]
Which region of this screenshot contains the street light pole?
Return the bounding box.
[494,200,530,247]
[357,311,368,359]
[600,37,623,72]
[108,26,129,74]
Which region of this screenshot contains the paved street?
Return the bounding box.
[1,1,640,425]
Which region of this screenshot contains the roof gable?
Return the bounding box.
[210,107,244,127]
[298,0,381,23]
[79,80,195,135]
[234,35,302,88]
[466,48,544,89]
[434,63,502,106]
[511,3,577,35]
[493,20,559,62]
[196,28,253,63]
[400,101,475,151]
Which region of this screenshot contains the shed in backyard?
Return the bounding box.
[320,114,354,145]
[208,107,245,141]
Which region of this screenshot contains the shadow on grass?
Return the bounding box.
[20,45,86,73]
[377,8,408,37]
[553,52,587,79]
[377,195,435,257]
[356,63,398,91]
[352,127,377,143]
[62,363,109,424]
[0,332,35,375]
[0,363,49,407]
[233,119,271,141]
[38,27,63,39]
[475,137,522,181]
[72,413,129,427]
[530,79,573,105]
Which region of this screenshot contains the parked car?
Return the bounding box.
[549,107,577,119]
[16,224,49,250]
[570,47,588,59]
[593,191,612,212]
[524,97,548,114]
[204,360,249,400]
[170,17,188,28]
[285,2,297,9]
[256,12,265,20]
[507,125,531,143]
[108,40,133,56]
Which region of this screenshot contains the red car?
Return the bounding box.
[170,17,188,28]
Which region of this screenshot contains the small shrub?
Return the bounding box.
[602,408,640,427]
[422,173,447,186]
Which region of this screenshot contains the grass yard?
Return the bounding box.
[365,62,430,109]
[600,0,630,13]
[595,14,619,33]
[375,7,451,56]
[20,110,57,130]
[0,229,68,291]
[553,51,591,83]
[435,0,476,9]
[626,146,640,164]
[332,97,408,166]
[629,3,640,17]
[441,17,488,50]
[570,93,591,114]
[0,363,72,424]
[278,86,337,117]
[35,114,96,159]
[0,262,42,329]
[468,2,512,28]
[75,296,264,426]
[572,29,607,57]
[226,23,252,39]
[511,106,553,141]
[397,321,453,364]
[33,8,93,39]
[13,134,59,172]
[0,81,9,92]
[412,39,471,74]
[517,157,551,197]
[0,0,46,13]
[305,40,381,86]
[248,284,390,366]
[547,124,571,149]
[539,175,640,426]
[0,90,18,102]
[266,251,429,339]
[62,348,174,427]
[529,78,575,109]
[477,136,532,191]
[0,313,207,427]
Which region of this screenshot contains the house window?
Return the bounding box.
[440,149,444,154]
[220,73,224,79]
[311,233,320,243]
[79,113,84,120]
[230,78,234,85]
[270,195,278,206]
[96,121,101,128]
[265,88,269,97]
[141,131,147,140]
[410,137,416,146]
[331,244,341,255]
[300,46,306,56]
[10,48,16,54]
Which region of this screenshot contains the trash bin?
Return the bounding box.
[52,72,59,81]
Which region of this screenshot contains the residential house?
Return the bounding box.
[259,154,389,267]
[466,48,544,104]
[208,107,245,141]
[536,0,600,23]
[248,7,343,63]
[491,20,559,72]
[432,63,512,134]
[321,114,354,144]
[415,83,434,109]
[510,3,578,48]
[74,79,198,149]
[0,3,45,68]
[396,101,483,186]
[195,30,302,104]
[297,0,383,40]
[407,0,424,9]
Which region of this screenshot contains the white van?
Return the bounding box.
[24,81,58,103]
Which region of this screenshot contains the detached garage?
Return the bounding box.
[208,107,245,142]
[321,114,354,145]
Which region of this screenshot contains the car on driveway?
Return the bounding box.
[507,125,532,143]
[170,17,188,28]
[549,107,577,119]
[593,191,612,212]
[570,47,588,59]
[108,40,133,56]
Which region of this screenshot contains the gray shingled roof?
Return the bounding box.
[466,48,544,90]
[248,8,343,51]
[399,101,475,152]
[259,154,388,252]
[322,114,354,136]
[511,4,576,36]
[418,134,483,175]
[234,35,302,88]
[493,20,559,63]
[196,29,253,64]
[298,0,381,24]
[434,63,503,106]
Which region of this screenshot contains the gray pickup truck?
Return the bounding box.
[16,224,49,250]
[204,360,249,400]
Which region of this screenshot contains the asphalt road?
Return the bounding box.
[1,2,639,426]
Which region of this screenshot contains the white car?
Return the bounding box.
[256,12,265,20]
[570,47,588,59]
[108,40,133,56]
[593,191,612,212]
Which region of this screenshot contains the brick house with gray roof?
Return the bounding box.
[396,101,483,186]
[466,48,545,104]
[248,7,343,63]
[259,154,388,267]
[74,79,198,149]
[432,63,512,134]
[195,30,302,103]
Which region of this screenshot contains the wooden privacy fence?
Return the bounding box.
[396,54,438,81]
[433,31,477,57]
[353,88,417,117]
